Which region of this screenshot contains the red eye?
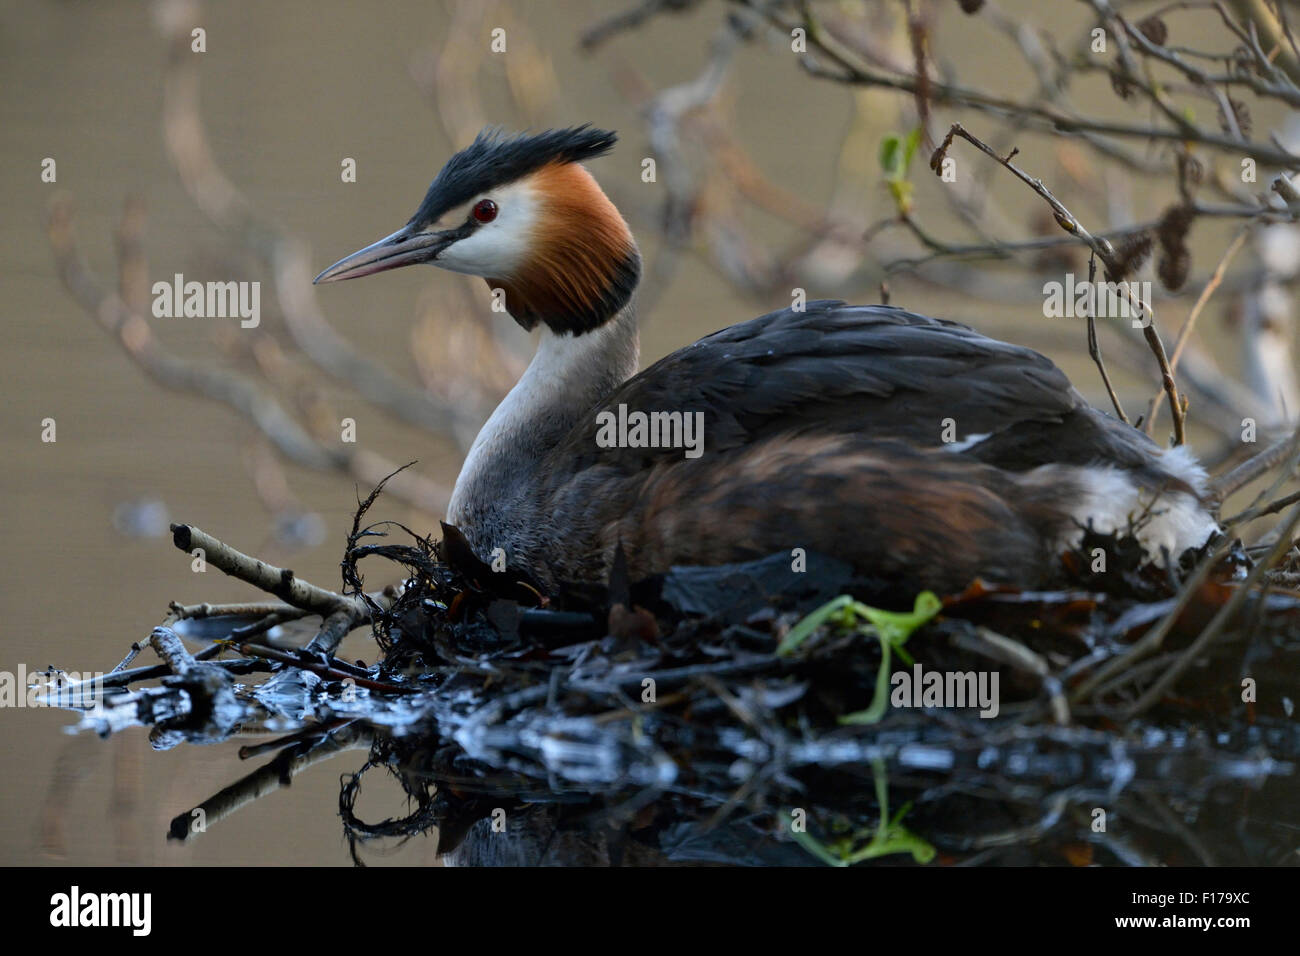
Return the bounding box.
[472,199,498,224]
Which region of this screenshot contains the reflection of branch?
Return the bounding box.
[168,723,371,843]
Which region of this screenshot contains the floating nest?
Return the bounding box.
[49,479,1300,867]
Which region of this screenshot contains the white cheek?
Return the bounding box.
[436,184,538,277]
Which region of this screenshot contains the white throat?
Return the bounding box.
[446,305,640,526]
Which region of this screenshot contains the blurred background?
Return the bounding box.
[2,0,1296,864]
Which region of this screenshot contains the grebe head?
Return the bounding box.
[314,125,641,335]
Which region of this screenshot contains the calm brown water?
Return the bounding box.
[0,0,1284,865]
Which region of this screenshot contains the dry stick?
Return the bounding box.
[1224,488,1300,527]
[770,2,1300,166]
[169,523,363,619]
[168,524,399,662]
[1069,535,1235,703]
[885,202,1291,274]
[1274,172,1300,204]
[928,126,1111,254]
[1207,424,1300,502]
[60,652,267,698]
[1127,499,1300,717]
[235,642,415,695]
[930,123,1187,444]
[1138,317,1187,445]
[1085,253,1129,422]
[952,626,1071,726]
[167,600,308,622]
[1079,429,1300,701]
[149,626,198,676]
[304,607,362,658]
[228,611,304,641]
[1145,226,1251,429]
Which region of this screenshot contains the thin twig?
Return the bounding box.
[1126,499,1300,716]
[930,123,1185,442]
[1085,253,1128,422]
[1208,426,1300,501]
[1145,226,1251,428]
[1224,488,1300,527]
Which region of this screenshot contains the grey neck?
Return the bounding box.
[446,303,640,540]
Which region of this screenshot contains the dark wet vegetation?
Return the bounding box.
[48,479,1300,866]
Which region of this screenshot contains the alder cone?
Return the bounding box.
[1107,233,1153,283]
[1137,16,1168,46]
[1158,246,1191,291]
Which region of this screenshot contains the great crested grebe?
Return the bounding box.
[315,126,1219,595]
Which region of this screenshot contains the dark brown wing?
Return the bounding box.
[551,300,1160,477]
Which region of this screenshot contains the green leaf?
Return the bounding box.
[839,635,897,724]
[886,178,914,215]
[838,591,942,725]
[881,127,925,214]
[785,819,852,867]
[878,134,902,176]
[787,761,936,866]
[776,594,854,656]
[860,590,942,645]
[777,591,941,724]
[901,126,923,171]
